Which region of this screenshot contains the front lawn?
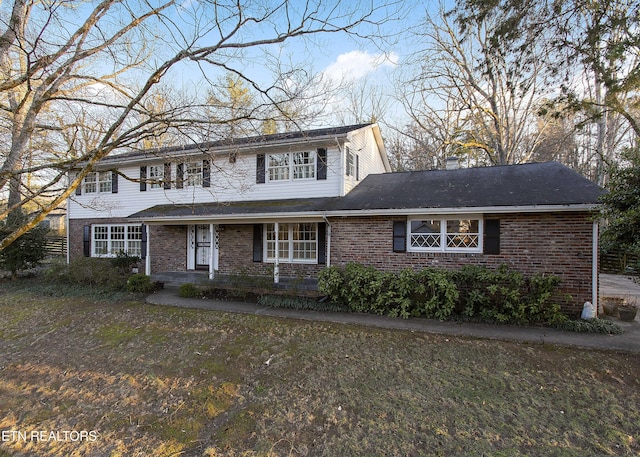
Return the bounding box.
[0,281,638,456]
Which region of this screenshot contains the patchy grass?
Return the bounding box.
[0,280,639,456]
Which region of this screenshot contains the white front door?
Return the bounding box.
[195,225,210,269]
[188,224,218,271]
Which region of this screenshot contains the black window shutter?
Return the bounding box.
[163,163,172,189]
[75,173,82,196]
[83,225,91,257]
[111,171,118,193]
[393,220,406,253]
[176,163,184,189]
[256,154,265,184]
[253,224,263,262]
[141,224,147,259]
[317,148,327,180]
[140,166,147,191]
[318,222,326,265]
[202,159,211,187]
[484,219,501,255]
[355,155,360,181]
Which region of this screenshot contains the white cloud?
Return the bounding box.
[323,50,398,82]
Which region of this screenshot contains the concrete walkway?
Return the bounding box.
[600,273,640,305]
[146,274,640,354]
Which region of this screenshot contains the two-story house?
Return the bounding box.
[67,123,604,315]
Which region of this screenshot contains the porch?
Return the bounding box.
[150,271,320,294]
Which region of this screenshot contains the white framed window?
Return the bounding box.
[84,173,97,193]
[84,171,111,193]
[267,151,315,182]
[92,224,142,257]
[346,146,355,177]
[292,151,315,179]
[265,223,317,263]
[268,153,290,181]
[149,165,164,189]
[408,217,482,252]
[186,161,202,186]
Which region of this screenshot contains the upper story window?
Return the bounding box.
[267,151,315,182]
[84,171,111,193]
[149,165,164,189]
[408,217,481,252]
[345,146,359,180]
[186,161,203,186]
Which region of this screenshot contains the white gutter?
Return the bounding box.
[95,131,358,167]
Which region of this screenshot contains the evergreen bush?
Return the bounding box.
[179,283,203,298]
[126,273,155,293]
[318,263,564,324]
[0,211,49,278]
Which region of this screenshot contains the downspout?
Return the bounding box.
[274,222,279,284]
[592,221,599,316]
[336,137,345,196]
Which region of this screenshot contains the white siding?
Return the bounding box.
[68,147,344,219]
[344,127,387,194]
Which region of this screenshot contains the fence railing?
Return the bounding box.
[600,249,639,274]
[45,235,67,256]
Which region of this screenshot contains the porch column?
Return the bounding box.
[209,223,215,280]
[144,224,151,276]
[274,222,280,284]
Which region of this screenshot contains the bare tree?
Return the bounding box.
[0,0,402,251]
[396,4,554,166]
[452,0,640,183]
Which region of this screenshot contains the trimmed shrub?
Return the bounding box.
[126,274,155,293]
[179,283,203,298]
[318,263,564,324]
[46,257,128,291]
[452,265,563,325]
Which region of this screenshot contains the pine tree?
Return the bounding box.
[0,211,49,279]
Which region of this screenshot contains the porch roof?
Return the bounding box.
[129,161,604,222]
[128,197,339,222]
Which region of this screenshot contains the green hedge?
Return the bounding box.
[319,263,565,324]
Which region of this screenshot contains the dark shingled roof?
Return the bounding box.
[102,123,371,164]
[130,162,603,220]
[331,161,604,211]
[129,197,339,219]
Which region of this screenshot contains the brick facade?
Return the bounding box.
[148,225,188,272]
[69,211,596,315]
[68,218,133,260]
[218,224,324,279]
[328,212,595,315]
